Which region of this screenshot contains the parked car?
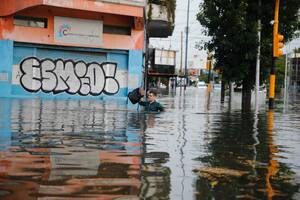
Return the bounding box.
[197,81,207,88]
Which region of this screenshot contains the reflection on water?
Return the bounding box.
[0,87,300,199]
[0,99,144,199]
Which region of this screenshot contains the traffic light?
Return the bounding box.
[205,59,211,70]
[273,33,284,57]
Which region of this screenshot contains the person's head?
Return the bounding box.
[147,89,158,103]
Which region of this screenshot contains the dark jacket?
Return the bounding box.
[139,101,164,112]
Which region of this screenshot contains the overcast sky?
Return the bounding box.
[149,0,300,69]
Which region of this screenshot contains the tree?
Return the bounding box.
[197,0,300,110]
[275,56,285,93]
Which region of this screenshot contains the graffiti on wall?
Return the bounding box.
[19,57,120,96]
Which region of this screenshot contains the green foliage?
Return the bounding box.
[148,0,176,22]
[275,56,286,93]
[199,74,208,82]
[198,71,221,83]
[147,3,153,22]
[197,0,300,91]
[164,0,176,22]
[149,0,160,4]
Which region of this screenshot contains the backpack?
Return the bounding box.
[128,88,143,104]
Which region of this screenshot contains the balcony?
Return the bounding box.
[147,0,175,38]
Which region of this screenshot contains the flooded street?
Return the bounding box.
[0,87,300,199]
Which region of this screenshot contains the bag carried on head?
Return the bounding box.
[128,87,143,104]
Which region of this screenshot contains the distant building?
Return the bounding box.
[290,53,300,93]
[188,68,200,76]
[148,48,176,76]
[147,48,177,88]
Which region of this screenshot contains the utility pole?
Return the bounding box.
[180,31,183,89]
[184,0,190,90]
[206,54,212,92]
[180,31,183,74]
[255,0,261,110]
[144,22,149,95]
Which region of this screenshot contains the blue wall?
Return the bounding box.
[0,40,13,97]
[0,41,144,101]
[0,99,11,151]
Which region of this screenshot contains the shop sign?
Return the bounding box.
[54,16,103,46]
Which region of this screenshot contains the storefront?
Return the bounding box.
[0,0,145,100]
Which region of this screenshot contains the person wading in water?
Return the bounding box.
[138,88,164,112]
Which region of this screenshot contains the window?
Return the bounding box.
[103,25,131,35]
[14,16,48,28]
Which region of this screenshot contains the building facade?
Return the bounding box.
[290,53,300,93]
[0,0,146,100]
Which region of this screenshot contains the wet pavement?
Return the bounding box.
[0,87,300,200]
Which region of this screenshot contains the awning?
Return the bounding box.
[148,72,177,78]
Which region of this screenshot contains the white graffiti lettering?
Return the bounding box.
[19,57,120,96]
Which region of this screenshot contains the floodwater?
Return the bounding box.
[0,87,300,200]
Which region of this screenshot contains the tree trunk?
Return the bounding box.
[242,77,252,112]
[242,60,256,112]
[221,80,226,103]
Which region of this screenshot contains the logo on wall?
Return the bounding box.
[54,16,103,46]
[58,24,71,38]
[19,57,120,96]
